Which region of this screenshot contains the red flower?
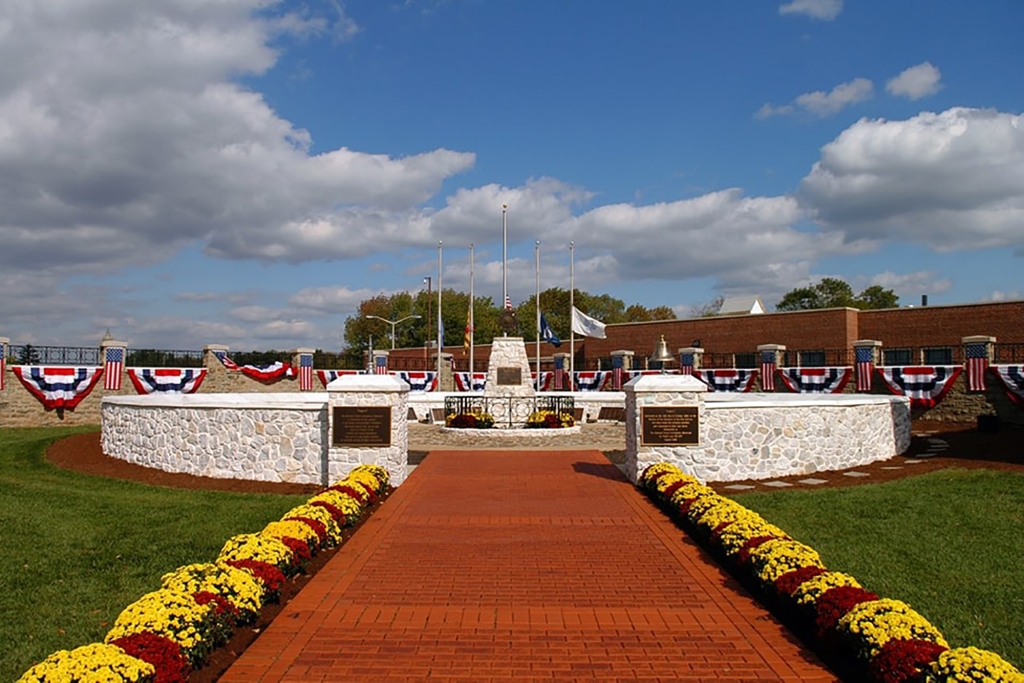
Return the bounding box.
[662,480,687,498]
[736,535,779,565]
[309,500,346,525]
[280,536,312,566]
[814,586,879,640]
[110,632,190,683]
[774,566,828,597]
[223,559,286,594]
[329,484,369,505]
[709,520,735,543]
[867,639,947,683]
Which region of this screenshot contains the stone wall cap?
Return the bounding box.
[327,373,409,393]
[853,339,883,347]
[203,344,230,352]
[625,373,708,393]
[103,393,326,410]
[756,344,787,351]
[962,335,996,343]
[677,347,704,354]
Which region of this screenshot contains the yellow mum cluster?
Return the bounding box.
[17,643,155,683]
[18,463,392,682]
[637,462,1024,683]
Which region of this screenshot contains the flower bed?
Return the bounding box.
[524,410,575,429]
[638,463,1024,683]
[17,464,391,683]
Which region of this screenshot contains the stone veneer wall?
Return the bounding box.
[626,391,911,483]
[101,394,329,485]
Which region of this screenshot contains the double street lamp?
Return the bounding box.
[366,314,422,350]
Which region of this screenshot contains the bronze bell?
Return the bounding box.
[649,335,675,369]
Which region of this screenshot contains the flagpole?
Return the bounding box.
[535,240,540,389]
[437,240,443,381]
[502,203,508,319]
[569,241,575,382]
[469,242,475,380]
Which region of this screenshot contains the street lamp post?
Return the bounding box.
[423,277,432,361]
[366,314,422,350]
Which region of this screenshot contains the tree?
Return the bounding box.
[776,278,897,311]
[692,295,724,318]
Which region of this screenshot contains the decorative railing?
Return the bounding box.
[444,395,575,428]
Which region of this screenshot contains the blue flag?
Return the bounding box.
[540,313,561,347]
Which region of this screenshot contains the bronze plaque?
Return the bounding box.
[641,406,699,446]
[496,367,522,386]
[333,406,391,447]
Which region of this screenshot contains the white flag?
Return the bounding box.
[571,306,606,339]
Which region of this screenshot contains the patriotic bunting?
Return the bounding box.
[531,371,552,392]
[0,343,5,391]
[760,351,777,391]
[395,371,438,392]
[573,371,611,392]
[128,368,207,394]
[317,369,362,388]
[878,366,963,409]
[454,372,487,392]
[779,367,852,394]
[695,369,758,393]
[103,347,124,391]
[14,366,104,409]
[553,356,565,390]
[855,347,875,392]
[239,361,293,382]
[965,342,989,392]
[993,365,1024,407]
[611,355,624,390]
[298,354,313,392]
[374,355,388,375]
[212,349,238,370]
[679,353,695,376]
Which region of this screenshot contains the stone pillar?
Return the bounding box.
[757,344,785,392]
[963,335,996,393]
[853,340,882,392]
[371,350,389,375]
[553,352,570,391]
[624,373,708,484]
[433,352,454,391]
[327,374,409,486]
[204,344,231,372]
[0,337,7,392]
[100,337,128,392]
[677,347,704,376]
[610,350,634,389]
[292,348,315,391]
[485,337,534,397]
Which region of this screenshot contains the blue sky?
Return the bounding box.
[2,0,1022,350]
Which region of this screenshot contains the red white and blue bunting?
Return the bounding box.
[128,368,207,394]
[696,369,758,392]
[395,371,438,392]
[13,366,104,409]
[239,361,293,382]
[993,365,1024,407]
[454,372,487,391]
[532,371,552,392]
[779,367,852,394]
[0,343,6,391]
[878,366,962,409]
[574,371,612,392]
[317,369,362,388]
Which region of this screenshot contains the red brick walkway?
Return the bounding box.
[220,450,838,682]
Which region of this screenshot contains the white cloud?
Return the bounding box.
[868,271,953,298]
[799,107,1024,251]
[757,78,873,119]
[0,1,474,274]
[779,0,843,21]
[987,290,1023,302]
[288,286,390,314]
[886,62,943,100]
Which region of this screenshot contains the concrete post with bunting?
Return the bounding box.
[292,348,315,392]
[677,346,704,376]
[371,350,389,375]
[0,337,8,392]
[100,335,128,393]
[610,350,633,389]
[204,344,231,373]
[853,340,882,393]
[552,352,570,391]
[756,344,785,392]
[962,335,995,393]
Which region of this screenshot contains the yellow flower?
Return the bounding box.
[792,571,862,607]
[924,647,1024,682]
[105,588,215,658]
[17,643,154,683]
[746,538,824,584]
[218,533,294,570]
[837,598,947,660]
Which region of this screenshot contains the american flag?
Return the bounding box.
[760,351,776,391]
[213,349,239,370]
[298,353,314,391]
[104,346,124,391]
[553,356,564,390]
[855,347,875,392]
[0,341,5,391]
[679,352,694,376]
[374,355,388,375]
[965,342,989,392]
[611,355,624,390]
[505,295,513,310]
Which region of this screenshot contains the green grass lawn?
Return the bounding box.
[731,469,1024,669]
[0,427,309,683]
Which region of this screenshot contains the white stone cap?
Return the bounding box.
[704,392,908,408]
[610,350,635,356]
[0,337,8,345]
[677,347,704,355]
[625,373,707,393]
[292,347,315,354]
[203,344,230,352]
[102,393,326,410]
[327,373,409,393]
[757,344,787,351]
[101,339,127,348]
[853,340,883,348]
[962,335,996,344]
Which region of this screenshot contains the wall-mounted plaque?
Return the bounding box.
[641,406,699,446]
[333,406,391,447]
[496,367,523,386]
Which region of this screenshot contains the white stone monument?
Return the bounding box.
[327,373,410,486]
[484,337,535,397]
[624,373,707,484]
